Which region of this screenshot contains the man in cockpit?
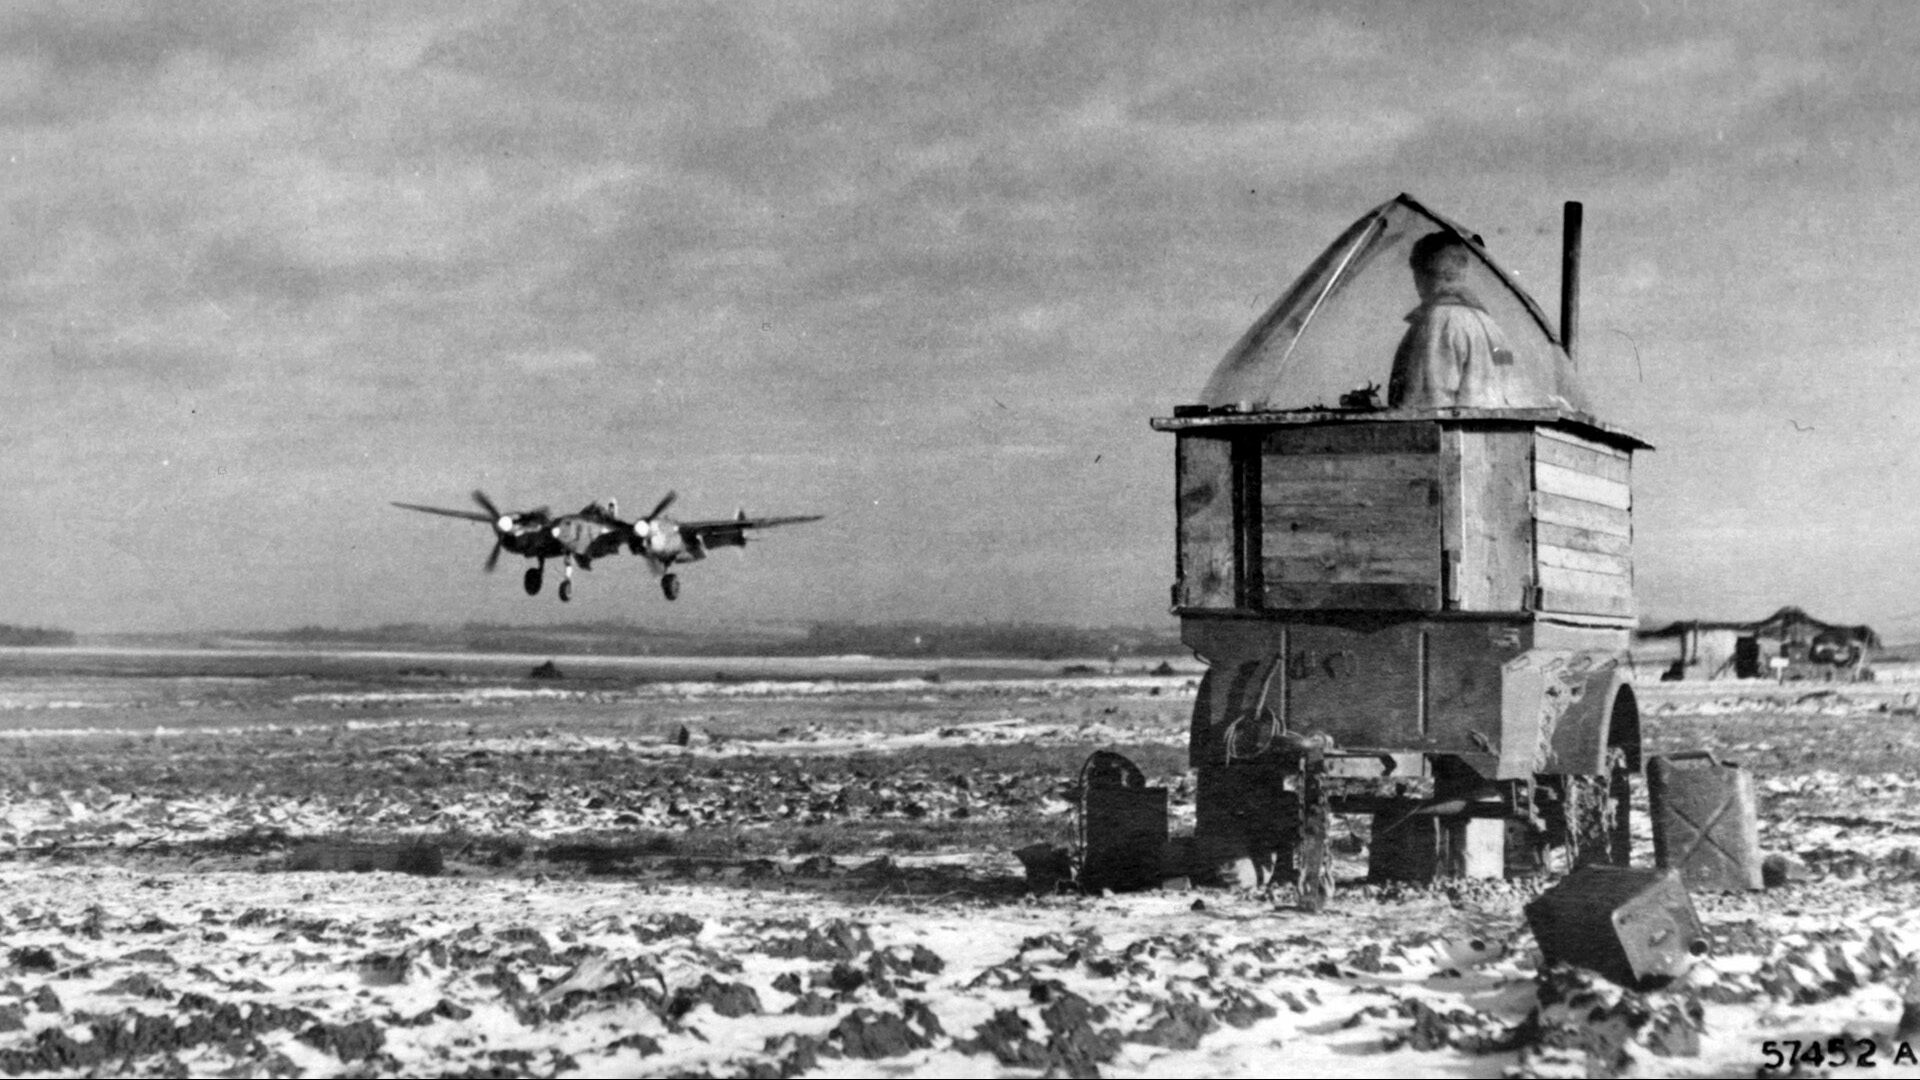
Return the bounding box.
[1387,232,1519,408]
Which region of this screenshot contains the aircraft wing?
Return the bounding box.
[678,514,823,550]
[392,502,495,523]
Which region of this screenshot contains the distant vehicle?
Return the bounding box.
[392,490,822,602]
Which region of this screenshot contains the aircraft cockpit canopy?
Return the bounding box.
[1199,194,1589,414]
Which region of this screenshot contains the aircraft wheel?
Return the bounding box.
[661,573,680,601]
[524,568,543,596]
[558,580,573,603]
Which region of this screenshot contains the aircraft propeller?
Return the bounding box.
[629,490,677,554]
[470,491,508,571]
[389,492,551,574]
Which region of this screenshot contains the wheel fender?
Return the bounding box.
[1188,658,1281,769]
[1501,650,1636,778]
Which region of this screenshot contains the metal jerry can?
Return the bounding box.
[1526,865,1709,988]
[1647,751,1763,892]
[1075,751,1169,893]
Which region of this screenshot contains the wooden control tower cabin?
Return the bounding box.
[1151,195,1652,909]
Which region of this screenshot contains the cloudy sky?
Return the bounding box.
[6,1,1920,637]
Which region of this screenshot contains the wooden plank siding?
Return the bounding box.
[1262,453,1436,482]
[1531,427,1635,618]
[1537,424,1629,459]
[1260,484,1437,563]
[1266,582,1442,610]
[1175,435,1237,609]
[1536,519,1632,557]
[1268,552,1437,584]
[1534,429,1630,483]
[1536,589,1636,618]
[1260,477,1440,507]
[1260,423,1443,612]
[1536,543,1631,577]
[1535,461,1631,510]
[1260,494,1441,586]
[1173,418,1643,623]
[1263,423,1440,456]
[1264,505,1437,539]
[1534,491,1631,538]
[1266,525,1433,563]
[1451,428,1535,612]
[1537,563,1632,599]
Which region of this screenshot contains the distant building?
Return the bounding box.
[1640,606,1879,682]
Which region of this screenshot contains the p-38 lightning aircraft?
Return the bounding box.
[392,490,822,602]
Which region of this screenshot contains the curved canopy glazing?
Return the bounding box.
[1200,195,1588,413]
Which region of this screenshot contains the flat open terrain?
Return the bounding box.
[0,646,1918,1077]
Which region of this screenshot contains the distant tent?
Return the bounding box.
[1201,193,1589,414]
[1642,606,1882,649]
[1642,606,1879,679]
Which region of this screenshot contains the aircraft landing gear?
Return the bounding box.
[558,580,573,603]
[661,573,680,601]
[524,565,544,596]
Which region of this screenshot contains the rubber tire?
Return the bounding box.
[1607,757,1633,865]
[523,568,542,596]
[1191,760,1295,890]
[558,579,573,603]
[661,574,680,601]
[1564,755,1633,870]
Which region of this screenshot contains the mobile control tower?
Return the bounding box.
[1151,195,1651,910]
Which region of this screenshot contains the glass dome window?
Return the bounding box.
[1199,194,1588,413]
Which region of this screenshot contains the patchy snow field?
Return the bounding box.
[0,648,1916,1077]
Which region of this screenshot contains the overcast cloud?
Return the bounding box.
[6,1,1919,637]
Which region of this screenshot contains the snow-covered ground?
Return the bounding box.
[3,861,1919,1078]
[0,653,1916,1076]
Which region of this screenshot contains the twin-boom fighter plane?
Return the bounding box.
[392,490,821,603]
